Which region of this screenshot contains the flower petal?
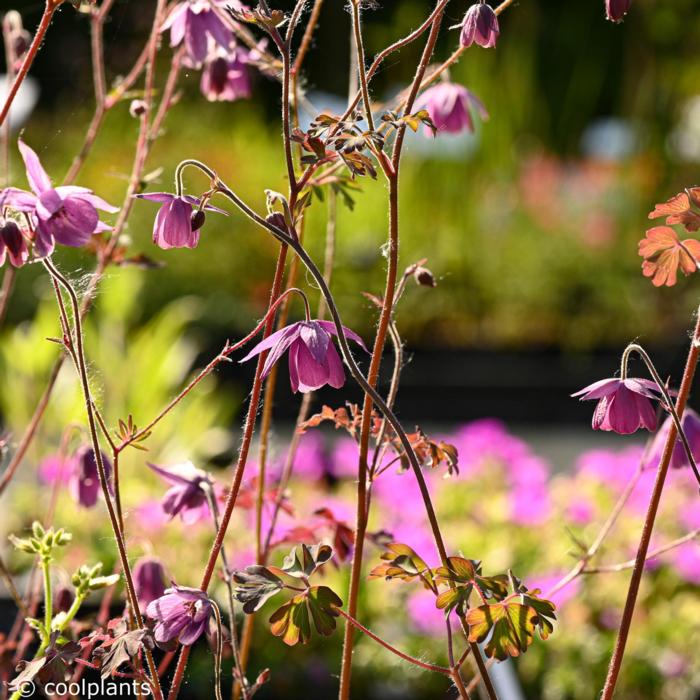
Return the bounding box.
[18,140,51,194]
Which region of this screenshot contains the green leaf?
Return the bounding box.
[435,557,509,607]
[268,586,342,647]
[233,565,285,613]
[465,587,557,662]
[369,543,434,588]
[281,543,333,579]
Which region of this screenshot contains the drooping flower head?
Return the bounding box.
[70,446,114,509]
[572,377,662,434]
[0,219,28,268]
[605,0,632,23]
[0,140,118,255]
[135,192,227,250]
[147,461,214,523]
[146,584,212,645]
[417,82,488,135]
[647,408,700,471]
[460,2,500,48]
[133,557,167,613]
[161,0,233,66]
[240,320,366,394]
[200,46,252,102]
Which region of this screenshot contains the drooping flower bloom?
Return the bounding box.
[417,82,488,135]
[647,408,700,470]
[147,461,214,523]
[0,140,118,255]
[70,446,113,509]
[161,0,233,66]
[146,584,212,645]
[200,47,252,102]
[0,219,28,268]
[135,192,226,250]
[460,2,499,48]
[240,320,366,394]
[605,0,632,23]
[572,377,662,434]
[133,557,167,613]
[638,226,700,287]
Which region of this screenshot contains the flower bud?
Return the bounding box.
[191,209,206,232]
[413,266,436,288]
[129,99,147,118]
[54,585,75,614]
[133,557,167,613]
[605,0,632,22]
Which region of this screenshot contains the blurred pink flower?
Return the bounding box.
[38,455,71,485]
[672,542,700,584]
[566,496,595,525]
[459,2,499,48]
[417,82,488,135]
[509,482,551,525]
[530,573,580,609]
[647,408,700,471]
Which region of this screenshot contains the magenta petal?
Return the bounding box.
[622,378,663,400]
[49,197,99,246]
[291,340,329,393]
[36,188,63,219]
[260,326,301,378]
[137,192,179,204]
[605,387,645,434]
[185,12,208,65]
[572,378,621,400]
[240,324,300,364]
[202,10,232,50]
[324,341,346,389]
[0,187,37,211]
[161,3,188,43]
[315,320,368,351]
[178,619,208,646]
[61,189,119,213]
[299,322,331,364]
[18,140,51,194]
[635,393,658,432]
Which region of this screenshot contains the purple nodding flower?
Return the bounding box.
[135,192,227,250]
[460,2,500,48]
[417,82,488,136]
[647,408,700,471]
[70,446,114,509]
[0,140,118,254]
[240,320,367,394]
[200,47,252,102]
[0,219,28,268]
[161,0,233,67]
[146,583,212,645]
[605,0,632,23]
[572,377,662,435]
[133,557,167,613]
[147,461,214,523]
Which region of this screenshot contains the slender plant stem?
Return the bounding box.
[43,260,163,700]
[601,310,700,699]
[0,0,61,127]
[349,0,375,132]
[336,609,451,675]
[166,247,289,700]
[0,266,15,328]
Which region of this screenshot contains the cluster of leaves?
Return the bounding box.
[81,618,155,679]
[370,543,556,661]
[233,544,344,646]
[8,524,121,689]
[639,188,700,286]
[299,403,459,478]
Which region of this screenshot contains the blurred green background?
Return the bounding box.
[5,0,700,354]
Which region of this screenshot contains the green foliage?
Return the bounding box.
[269,586,343,647]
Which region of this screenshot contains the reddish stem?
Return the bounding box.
[601,310,700,698]
[0,0,60,127]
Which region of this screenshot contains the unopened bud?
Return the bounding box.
[191,210,206,232]
[413,266,436,288]
[129,99,147,118]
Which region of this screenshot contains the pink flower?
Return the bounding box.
[509,482,551,525]
[605,0,632,23]
[572,377,662,434]
[200,47,252,102]
[240,320,366,394]
[417,82,488,135]
[566,496,595,525]
[460,2,500,48]
[646,408,700,471]
[135,192,226,249]
[0,219,28,268]
[0,140,117,254]
[530,573,580,609]
[70,446,113,509]
[133,557,167,613]
[38,455,71,485]
[146,584,213,645]
[672,542,700,584]
[147,461,214,524]
[161,0,233,67]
